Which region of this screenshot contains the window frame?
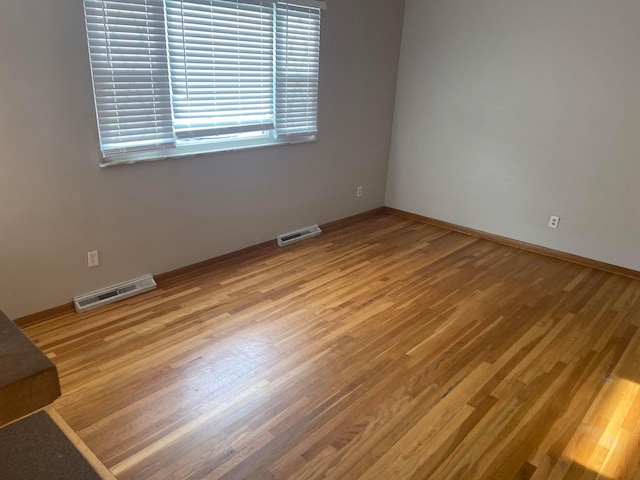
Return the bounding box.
[83,0,326,167]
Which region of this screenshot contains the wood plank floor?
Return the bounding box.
[23,213,640,480]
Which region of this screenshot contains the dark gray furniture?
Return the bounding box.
[0,309,61,426]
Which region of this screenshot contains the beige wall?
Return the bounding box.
[0,0,405,319]
[387,0,640,271]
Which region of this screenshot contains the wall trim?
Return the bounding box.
[15,303,75,329]
[155,207,386,287]
[320,207,386,232]
[15,207,386,328]
[385,207,640,281]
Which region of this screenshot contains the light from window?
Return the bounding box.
[83,0,325,165]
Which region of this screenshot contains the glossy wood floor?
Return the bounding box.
[23,213,640,480]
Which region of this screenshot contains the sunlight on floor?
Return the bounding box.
[563,377,640,479]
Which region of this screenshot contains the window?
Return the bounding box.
[83,0,325,166]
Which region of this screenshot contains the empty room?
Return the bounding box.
[2,0,640,479]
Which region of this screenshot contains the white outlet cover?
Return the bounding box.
[548,216,560,228]
[88,250,99,267]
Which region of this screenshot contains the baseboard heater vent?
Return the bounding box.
[277,225,322,247]
[73,274,157,313]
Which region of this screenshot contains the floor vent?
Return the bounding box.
[73,274,157,313]
[277,225,322,247]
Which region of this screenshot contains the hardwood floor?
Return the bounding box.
[23,213,640,479]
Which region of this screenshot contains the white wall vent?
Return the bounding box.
[73,274,157,313]
[277,225,322,247]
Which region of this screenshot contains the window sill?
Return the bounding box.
[99,135,317,168]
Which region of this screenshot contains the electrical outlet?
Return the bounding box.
[357,186,363,197]
[88,250,100,268]
[548,216,560,229]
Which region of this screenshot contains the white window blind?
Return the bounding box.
[84,0,175,158]
[275,2,321,140]
[84,0,325,163]
[166,1,275,139]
